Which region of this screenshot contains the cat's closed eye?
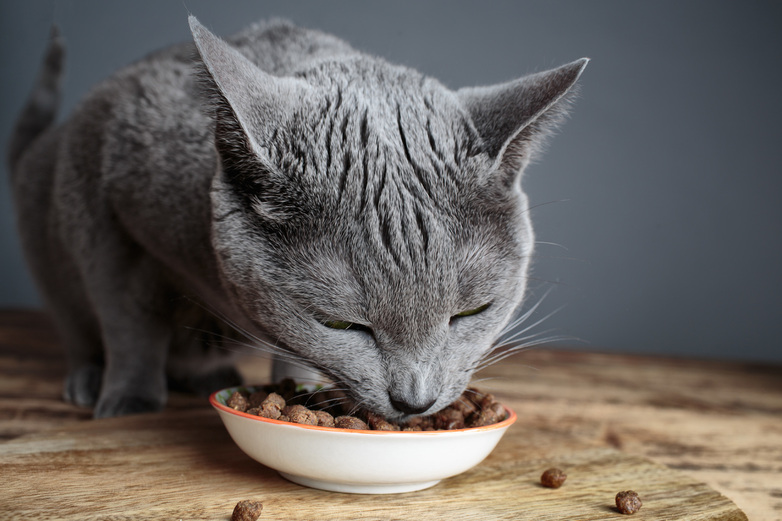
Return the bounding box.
[323,303,492,333]
[322,320,374,336]
[450,303,492,324]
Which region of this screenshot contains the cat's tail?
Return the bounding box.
[8,25,65,172]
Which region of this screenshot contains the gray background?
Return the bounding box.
[2,1,780,362]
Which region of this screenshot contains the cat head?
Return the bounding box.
[190,17,587,419]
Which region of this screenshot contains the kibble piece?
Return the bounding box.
[433,407,466,430]
[478,392,496,409]
[257,401,282,420]
[312,409,335,428]
[615,490,642,515]
[283,404,319,425]
[490,402,507,418]
[227,391,249,412]
[335,415,369,430]
[449,396,478,417]
[263,392,286,409]
[467,407,500,427]
[367,412,400,431]
[466,396,508,427]
[373,421,400,431]
[540,468,567,488]
[403,415,435,431]
[231,499,263,521]
[465,388,489,406]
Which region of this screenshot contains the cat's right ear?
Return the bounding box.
[457,58,588,190]
[188,16,308,186]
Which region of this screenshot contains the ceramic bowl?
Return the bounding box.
[210,385,516,494]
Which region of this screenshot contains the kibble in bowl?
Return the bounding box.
[210,383,516,494]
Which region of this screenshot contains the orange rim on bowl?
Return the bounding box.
[209,386,517,435]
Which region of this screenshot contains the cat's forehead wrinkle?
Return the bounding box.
[292,58,481,188]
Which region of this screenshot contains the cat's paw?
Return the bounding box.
[94,394,165,418]
[168,365,243,396]
[63,364,103,407]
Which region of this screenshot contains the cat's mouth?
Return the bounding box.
[310,373,440,421]
[261,335,451,419]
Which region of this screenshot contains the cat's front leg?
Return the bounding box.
[93,312,171,418]
[87,258,177,418]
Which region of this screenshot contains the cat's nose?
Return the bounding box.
[388,393,437,415]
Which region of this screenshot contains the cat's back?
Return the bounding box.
[61,18,360,176]
[55,19,361,196]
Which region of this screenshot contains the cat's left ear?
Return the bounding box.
[458,58,588,187]
[188,16,310,179]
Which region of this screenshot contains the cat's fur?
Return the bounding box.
[9,16,587,419]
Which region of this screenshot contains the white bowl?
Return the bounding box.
[210,385,516,494]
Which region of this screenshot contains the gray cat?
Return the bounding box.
[9,16,587,419]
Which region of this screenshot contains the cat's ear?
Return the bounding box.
[458,58,588,187]
[188,16,308,182]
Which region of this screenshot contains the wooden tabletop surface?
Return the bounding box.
[1,309,780,520]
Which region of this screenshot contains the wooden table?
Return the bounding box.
[1,309,779,520]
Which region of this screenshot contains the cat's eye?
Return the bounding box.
[322,320,374,336]
[450,303,492,322]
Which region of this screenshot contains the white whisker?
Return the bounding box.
[477,335,573,371]
[181,299,318,375]
[534,240,569,251]
[496,287,554,340]
[476,286,579,373]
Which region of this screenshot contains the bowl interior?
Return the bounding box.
[210,384,516,434]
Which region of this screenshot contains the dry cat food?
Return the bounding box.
[231,499,263,521]
[615,490,642,515]
[540,467,567,488]
[224,379,508,431]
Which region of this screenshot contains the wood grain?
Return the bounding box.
[1,310,776,519]
[1,408,746,520]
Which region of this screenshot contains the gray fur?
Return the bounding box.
[9,15,586,419]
